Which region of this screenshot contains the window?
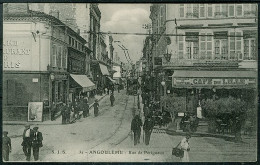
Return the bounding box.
[222,4,228,17]
[160,6,164,26]
[244,36,256,60]
[58,46,62,68]
[193,4,199,18]
[214,32,228,59]
[64,48,68,68]
[200,4,205,17]
[207,4,213,17]
[200,33,212,59]
[236,4,243,16]
[244,4,257,17]
[229,32,236,59]
[186,4,192,18]
[178,35,184,59]
[180,4,185,17]
[228,4,235,17]
[52,45,57,67]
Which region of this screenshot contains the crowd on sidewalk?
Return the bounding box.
[2,88,121,162]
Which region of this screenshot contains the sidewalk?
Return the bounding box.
[3,93,108,126]
[165,120,256,141]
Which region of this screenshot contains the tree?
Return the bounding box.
[201,97,246,142]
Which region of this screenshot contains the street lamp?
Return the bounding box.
[164,48,172,62]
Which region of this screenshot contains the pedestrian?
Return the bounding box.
[50,102,56,121]
[131,115,142,145]
[93,99,99,117]
[73,101,79,120]
[31,127,43,161]
[61,103,67,124]
[2,131,11,161]
[110,93,115,106]
[22,124,34,161]
[117,84,120,93]
[180,133,191,162]
[143,115,154,145]
[83,97,89,117]
[66,103,72,124]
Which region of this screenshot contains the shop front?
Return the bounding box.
[69,74,96,102]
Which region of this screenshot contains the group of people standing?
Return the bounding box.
[131,115,154,146]
[59,96,97,125]
[3,124,43,161]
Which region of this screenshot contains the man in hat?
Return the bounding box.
[61,103,67,124]
[2,131,11,161]
[110,93,115,106]
[93,99,99,117]
[131,115,142,145]
[143,115,154,145]
[32,127,43,161]
[22,124,34,161]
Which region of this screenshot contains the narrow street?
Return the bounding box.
[4,90,257,162]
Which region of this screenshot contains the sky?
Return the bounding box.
[99,4,151,64]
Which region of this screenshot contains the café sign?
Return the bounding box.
[173,77,256,88]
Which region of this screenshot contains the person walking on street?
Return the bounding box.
[31,127,43,161]
[66,104,71,124]
[83,97,89,118]
[93,99,99,117]
[143,115,154,145]
[22,124,34,161]
[110,93,115,106]
[131,115,142,145]
[2,131,11,161]
[61,103,67,124]
[180,133,191,162]
[50,102,56,121]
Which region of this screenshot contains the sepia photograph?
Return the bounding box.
[2,2,258,162]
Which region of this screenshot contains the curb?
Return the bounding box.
[3,94,108,126]
[165,129,235,140]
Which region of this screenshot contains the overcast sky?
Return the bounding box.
[99,4,151,64]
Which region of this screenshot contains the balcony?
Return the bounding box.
[162,52,256,67]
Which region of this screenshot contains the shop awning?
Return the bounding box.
[70,74,96,92]
[107,76,116,84]
[172,70,257,89]
[99,63,110,75]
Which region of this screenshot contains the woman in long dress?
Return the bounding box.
[180,134,191,162]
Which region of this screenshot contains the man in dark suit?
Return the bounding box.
[22,124,34,161]
[143,115,154,145]
[32,127,43,161]
[2,131,11,161]
[131,115,142,145]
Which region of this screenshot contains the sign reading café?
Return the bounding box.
[173,77,256,88]
[3,36,32,70]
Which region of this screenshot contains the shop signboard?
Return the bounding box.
[28,102,43,122]
[173,77,256,88]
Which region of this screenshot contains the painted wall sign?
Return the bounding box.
[3,36,32,70]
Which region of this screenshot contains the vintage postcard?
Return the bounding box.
[2,3,258,162]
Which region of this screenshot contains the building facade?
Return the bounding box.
[3,5,70,121]
[148,3,257,115]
